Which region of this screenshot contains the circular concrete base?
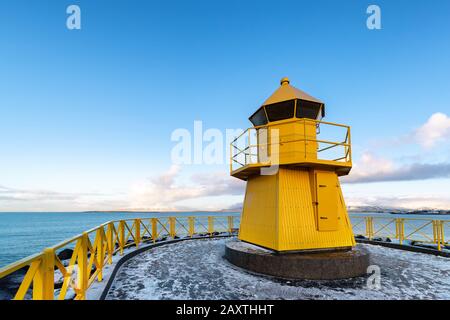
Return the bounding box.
[224,241,371,280]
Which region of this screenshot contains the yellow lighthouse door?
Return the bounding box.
[316,171,339,231]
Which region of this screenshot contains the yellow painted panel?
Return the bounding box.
[316,171,338,231]
[238,173,278,250]
[267,121,318,165]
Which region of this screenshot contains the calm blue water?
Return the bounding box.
[0,212,239,268]
[0,212,448,268]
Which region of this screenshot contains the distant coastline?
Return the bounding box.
[83,209,241,214]
[83,207,450,215]
[348,206,450,215]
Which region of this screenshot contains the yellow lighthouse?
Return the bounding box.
[230,77,355,252]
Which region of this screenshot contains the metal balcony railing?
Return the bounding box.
[230,118,352,173]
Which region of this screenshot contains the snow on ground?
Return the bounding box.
[105,238,450,300]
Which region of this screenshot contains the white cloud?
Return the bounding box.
[342,152,450,183]
[368,112,450,150]
[128,165,245,211]
[0,166,245,212]
[346,152,394,183]
[0,185,128,211]
[415,112,450,148]
[0,185,91,202]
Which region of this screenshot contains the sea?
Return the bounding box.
[0,211,448,268]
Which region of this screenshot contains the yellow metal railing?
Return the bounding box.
[1,214,447,300]
[230,118,351,172]
[0,215,238,300]
[350,215,448,251]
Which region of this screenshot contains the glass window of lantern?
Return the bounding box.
[249,107,268,126]
[296,100,323,120]
[265,100,295,122]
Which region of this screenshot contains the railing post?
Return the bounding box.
[432,220,437,243]
[441,221,445,249]
[370,217,374,239]
[438,221,442,251]
[229,143,233,172]
[188,217,195,237]
[401,219,404,245]
[396,219,404,245]
[134,219,141,247]
[97,228,105,282]
[33,248,55,300]
[106,222,114,264]
[395,218,399,240]
[348,126,352,163]
[434,220,443,251]
[118,220,125,255]
[208,216,214,235]
[169,217,176,238]
[365,217,373,240]
[77,233,89,300]
[151,218,158,242]
[228,216,234,233]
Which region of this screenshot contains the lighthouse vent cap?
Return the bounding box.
[280,77,290,86]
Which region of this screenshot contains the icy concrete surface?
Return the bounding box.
[105,238,450,300]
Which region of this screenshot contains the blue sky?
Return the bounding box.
[0,0,449,211]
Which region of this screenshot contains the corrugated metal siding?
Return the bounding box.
[278,168,355,251]
[239,167,355,252]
